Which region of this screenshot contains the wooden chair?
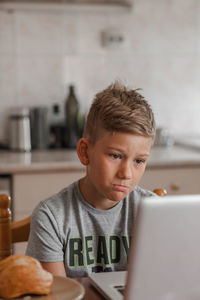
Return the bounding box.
[0,194,31,261]
[0,188,167,261]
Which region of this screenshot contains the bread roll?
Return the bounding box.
[0,254,53,299]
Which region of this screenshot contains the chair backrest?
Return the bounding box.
[0,194,31,261]
[0,188,167,261]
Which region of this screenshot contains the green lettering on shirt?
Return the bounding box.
[85,236,94,265]
[110,235,120,263]
[96,236,109,265]
[122,236,130,259]
[69,237,84,267]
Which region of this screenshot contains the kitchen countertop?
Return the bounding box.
[0,149,84,174]
[0,145,200,174]
[147,145,200,168]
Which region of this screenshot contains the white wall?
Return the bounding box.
[0,0,200,144]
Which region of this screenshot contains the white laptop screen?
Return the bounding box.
[125,194,200,300]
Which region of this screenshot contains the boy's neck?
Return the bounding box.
[78,177,120,210]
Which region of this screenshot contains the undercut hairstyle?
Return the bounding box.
[83,81,156,145]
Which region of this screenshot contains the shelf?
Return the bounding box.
[0,0,132,12]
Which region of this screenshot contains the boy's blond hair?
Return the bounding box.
[84,81,156,144]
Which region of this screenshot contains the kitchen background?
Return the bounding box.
[1,0,200,256]
[0,0,200,146]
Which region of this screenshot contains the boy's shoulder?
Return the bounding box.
[127,186,156,206]
[34,180,79,213]
[134,185,156,198]
[130,186,156,217]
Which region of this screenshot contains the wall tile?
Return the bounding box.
[16,56,63,107]
[15,11,63,55]
[132,0,198,55]
[103,54,155,90]
[152,53,199,134]
[62,11,107,55]
[63,54,107,114]
[0,11,15,54]
[195,0,200,52]
[0,56,17,142]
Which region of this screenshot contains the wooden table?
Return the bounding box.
[76,277,105,300]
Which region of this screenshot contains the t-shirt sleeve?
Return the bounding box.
[26,202,64,262]
[133,186,158,218]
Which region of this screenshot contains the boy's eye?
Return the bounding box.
[109,153,121,159]
[135,159,145,165]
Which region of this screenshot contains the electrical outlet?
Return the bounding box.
[101,29,126,49]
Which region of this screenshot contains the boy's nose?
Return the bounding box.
[117,162,132,179]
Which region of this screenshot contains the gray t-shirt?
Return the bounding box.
[26,181,154,278]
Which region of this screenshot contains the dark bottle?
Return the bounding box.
[65,85,79,148]
[50,104,64,149]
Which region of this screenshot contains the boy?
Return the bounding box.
[26,81,156,278]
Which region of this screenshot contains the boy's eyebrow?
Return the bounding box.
[107,147,150,157]
[137,154,150,158]
[107,146,125,152]
[134,153,150,158]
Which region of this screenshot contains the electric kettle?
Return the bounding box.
[9,107,31,152]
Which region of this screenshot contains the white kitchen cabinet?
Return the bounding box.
[13,170,86,216]
[13,169,85,254]
[140,166,200,195]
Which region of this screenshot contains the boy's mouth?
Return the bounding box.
[112,184,128,192]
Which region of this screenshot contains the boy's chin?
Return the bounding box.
[108,195,126,203]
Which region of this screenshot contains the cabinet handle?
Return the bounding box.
[170,183,180,191]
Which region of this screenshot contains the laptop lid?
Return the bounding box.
[125,194,200,300]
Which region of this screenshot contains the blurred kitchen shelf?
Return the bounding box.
[0,0,131,4]
[0,0,132,12]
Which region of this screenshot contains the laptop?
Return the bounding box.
[89,194,200,300]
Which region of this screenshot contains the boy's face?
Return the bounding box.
[80,130,152,210]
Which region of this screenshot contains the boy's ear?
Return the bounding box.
[77,138,90,166]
